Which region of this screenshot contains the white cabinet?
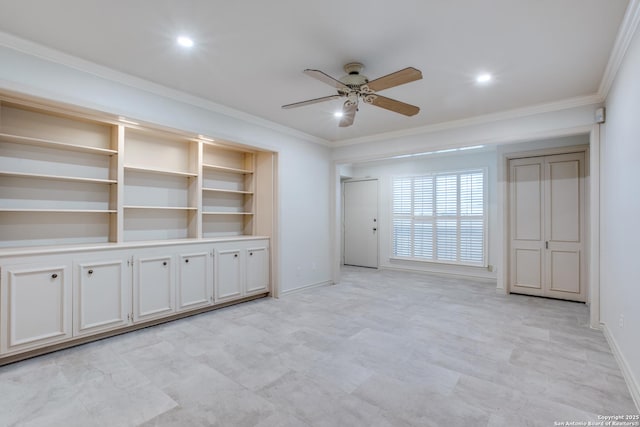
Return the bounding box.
[245,245,269,295]
[133,254,175,322]
[0,237,269,362]
[177,251,212,311]
[215,249,243,301]
[214,239,270,302]
[0,262,72,354]
[74,256,130,336]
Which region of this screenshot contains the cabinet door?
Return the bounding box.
[0,264,72,354]
[177,251,212,311]
[245,246,269,295]
[74,258,130,336]
[215,249,242,302]
[133,255,175,322]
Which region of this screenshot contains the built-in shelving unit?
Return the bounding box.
[0,93,274,248]
[0,91,276,366]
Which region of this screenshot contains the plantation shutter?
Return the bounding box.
[392,169,486,266]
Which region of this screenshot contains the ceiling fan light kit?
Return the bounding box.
[282,62,423,127]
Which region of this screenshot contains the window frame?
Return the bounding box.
[390,167,488,267]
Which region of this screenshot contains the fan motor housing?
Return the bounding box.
[340,62,368,90]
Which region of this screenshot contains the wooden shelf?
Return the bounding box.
[202,187,253,195]
[0,208,116,213]
[202,212,254,215]
[124,206,198,211]
[124,165,197,177]
[0,171,117,184]
[0,133,117,155]
[202,163,253,174]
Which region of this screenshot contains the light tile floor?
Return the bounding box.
[0,267,637,426]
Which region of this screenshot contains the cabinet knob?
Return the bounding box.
[162,261,167,266]
[185,259,189,263]
[88,269,94,275]
[234,254,238,258]
[51,273,58,279]
[249,252,253,256]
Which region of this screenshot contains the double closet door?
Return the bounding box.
[509,152,586,302]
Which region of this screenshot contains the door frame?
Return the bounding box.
[503,144,593,305]
[341,178,379,268]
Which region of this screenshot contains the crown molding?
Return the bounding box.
[332,94,602,148]
[598,0,640,99]
[333,124,593,165]
[0,31,331,147]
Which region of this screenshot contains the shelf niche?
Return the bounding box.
[203,213,254,238]
[0,100,118,248]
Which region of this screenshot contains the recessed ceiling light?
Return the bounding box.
[334,111,344,118]
[177,36,194,48]
[476,73,492,83]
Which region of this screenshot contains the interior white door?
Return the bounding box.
[344,179,378,268]
[510,157,545,296]
[509,152,585,302]
[544,153,585,301]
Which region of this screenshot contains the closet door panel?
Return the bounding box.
[544,152,585,301]
[548,250,581,294]
[509,158,545,296]
[547,157,581,243]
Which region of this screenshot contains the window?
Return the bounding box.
[392,169,486,266]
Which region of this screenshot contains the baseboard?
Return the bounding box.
[280,280,333,296]
[602,322,640,412]
[381,265,497,283]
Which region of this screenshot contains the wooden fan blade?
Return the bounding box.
[282,94,342,109]
[339,103,357,127]
[304,69,350,91]
[369,95,420,116]
[365,67,422,92]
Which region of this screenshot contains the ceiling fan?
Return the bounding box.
[282,62,422,127]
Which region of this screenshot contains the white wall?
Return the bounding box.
[600,21,640,406]
[344,134,590,282]
[349,149,498,279]
[0,43,333,294]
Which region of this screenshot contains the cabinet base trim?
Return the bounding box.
[0,293,269,366]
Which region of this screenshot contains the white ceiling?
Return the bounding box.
[0,0,630,143]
